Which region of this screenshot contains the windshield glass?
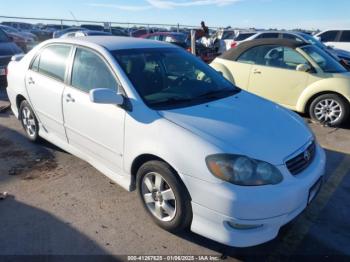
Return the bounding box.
[112,48,239,109]
[301,45,347,73]
[300,33,328,49]
[0,29,10,42]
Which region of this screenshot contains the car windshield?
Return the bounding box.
[301,45,347,73]
[0,29,10,42]
[300,33,328,50]
[112,48,239,109]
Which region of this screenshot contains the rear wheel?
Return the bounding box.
[309,94,349,127]
[19,100,39,142]
[136,161,192,232]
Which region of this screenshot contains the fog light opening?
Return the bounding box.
[227,222,263,230]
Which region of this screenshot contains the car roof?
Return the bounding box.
[220,39,308,61]
[46,36,176,51]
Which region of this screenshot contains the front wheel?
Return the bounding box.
[136,161,192,232]
[19,100,39,142]
[309,94,349,127]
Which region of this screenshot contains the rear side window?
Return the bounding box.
[256,33,279,39]
[71,48,118,93]
[340,31,350,42]
[37,45,71,82]
[319,31,338,42]
[235,33,255,41]
[282,34,304,42]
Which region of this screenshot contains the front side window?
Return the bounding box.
[340,31,350,42]
[301,45,347,73]
[71,48,118,93]
[38,45,71,81]
[238,45,309,70]
[113,48,239,109]
[319,31,338,42]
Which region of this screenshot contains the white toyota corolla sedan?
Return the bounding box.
[6,36,326,247]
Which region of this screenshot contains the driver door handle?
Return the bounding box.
[65,94,75,103]
[253,69,262,74]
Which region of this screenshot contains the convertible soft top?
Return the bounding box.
[220,39,309,61]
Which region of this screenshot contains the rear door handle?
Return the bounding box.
[28,77,35,85]
[65,94,75,103]
[253,69,262,74]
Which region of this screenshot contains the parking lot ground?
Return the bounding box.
[0,111,350,261]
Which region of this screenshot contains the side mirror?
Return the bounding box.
[296,64,311,72]
[89,88,124,105]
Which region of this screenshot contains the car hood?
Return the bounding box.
[158,91,312,165]
[0,42,22,56]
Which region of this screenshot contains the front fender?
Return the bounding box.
[296,77,350,112]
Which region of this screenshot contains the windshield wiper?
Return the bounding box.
[149,97,193,107]
[196,89,239,99]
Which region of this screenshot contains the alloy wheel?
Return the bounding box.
[141,172,177,222]
[314,99,342,124]
[21,106,37,138]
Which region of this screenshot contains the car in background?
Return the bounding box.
[231,31,350,69]
[211,29,237,54]
[0,25,36,52]
[229,31,257,48]
[141,31,218,63]
[315,30,350,52]
[60,30,112,38]
[53,27,85,38]
[141,32,188,48]
[211,39,350,126]
[131,28,155,38]
[7,36,325,248]
[81,24,105,31]
[110,28,128,37]
[0,28,23,88]
[0,24,37,41]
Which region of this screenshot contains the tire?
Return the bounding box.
[309,93,349,127]
[136,160,192,232]
[19,100,39,142]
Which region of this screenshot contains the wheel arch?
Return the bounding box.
[16,94,27,116]
[130,154,191,200]
[304,91,350,115]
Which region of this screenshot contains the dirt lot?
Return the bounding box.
[0,109,350,261]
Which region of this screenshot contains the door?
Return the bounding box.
[63,47,125,173]
[25,44,72,142]
[246,45,310,108]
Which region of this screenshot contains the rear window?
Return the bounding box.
[0,29,10,42]
[340,31,350,42]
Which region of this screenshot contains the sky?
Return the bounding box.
[1,0,350,30]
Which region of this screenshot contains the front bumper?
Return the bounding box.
[182,143,326,247]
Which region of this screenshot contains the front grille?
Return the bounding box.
[286,141,316,176]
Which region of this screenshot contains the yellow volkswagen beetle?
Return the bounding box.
[211,39,350,126]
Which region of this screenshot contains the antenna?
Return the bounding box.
[69,11,79,26]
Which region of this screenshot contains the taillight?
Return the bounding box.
[5,67,8,76]
[230,42,237,49]
[186,47,192,52]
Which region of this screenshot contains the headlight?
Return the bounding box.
[206,154,283,186]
